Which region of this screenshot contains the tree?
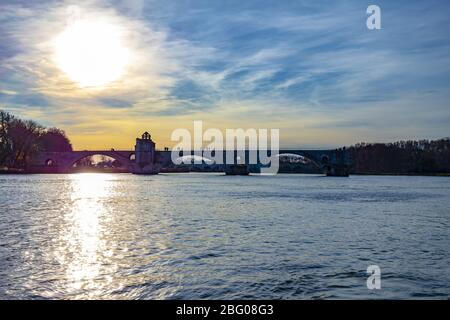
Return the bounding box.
[348,138,450,174]
[39,127,72,152]
[0,110,14,166]
[0,109,73,169]
[8,118,45,168]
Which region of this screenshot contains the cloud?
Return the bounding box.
[1,0,450,149]
[0,90,17,95]
[0,0,216,111]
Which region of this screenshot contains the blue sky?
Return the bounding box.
[0,0,450,149]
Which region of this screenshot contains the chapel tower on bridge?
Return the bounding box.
[133,131,159,174]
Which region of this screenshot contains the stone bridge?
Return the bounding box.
[28,150,136,173]
[27,131,350,176]
[159,149,350,176]
[28,148,350,176]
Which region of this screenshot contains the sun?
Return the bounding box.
[53,19,130,88]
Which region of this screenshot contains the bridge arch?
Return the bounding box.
[271,151,327,170]
[63,151,135,173]
[174,155,214,165]
[273,153,309,163]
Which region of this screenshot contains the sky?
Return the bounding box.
[1,0,450,150]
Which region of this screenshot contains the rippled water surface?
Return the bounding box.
[0,173,449,299]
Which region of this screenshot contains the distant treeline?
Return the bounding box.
[348,139,450,175]
[0,110,72,169]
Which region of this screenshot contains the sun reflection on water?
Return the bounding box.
[16,173,180,299]
[63,173,115,298]
[56,173,178,299]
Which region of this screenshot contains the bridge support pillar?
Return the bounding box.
[224,164,250,175]
[324,148,350,177]
[132,132,160,174]
[325,165,350,177]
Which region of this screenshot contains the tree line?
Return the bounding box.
[348,139,450,174]
[0,110,72,169]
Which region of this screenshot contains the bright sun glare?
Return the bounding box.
[53,19,129,88]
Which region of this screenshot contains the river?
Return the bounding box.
[0,173,449,299]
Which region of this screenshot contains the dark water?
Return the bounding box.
[0,173,449,299]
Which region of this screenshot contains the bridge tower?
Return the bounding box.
[133,131,160,174]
